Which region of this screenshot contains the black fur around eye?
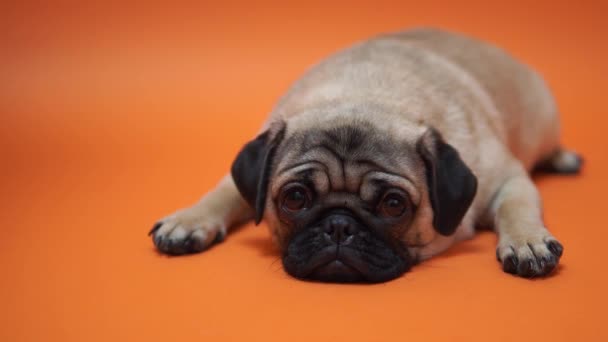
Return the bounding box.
[378,191,408,218]
[281,184,312,212]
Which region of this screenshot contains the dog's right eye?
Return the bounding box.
[281,185,312,212]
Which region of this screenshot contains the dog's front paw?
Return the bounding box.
[496,232,563,278]
[148,208,227,255]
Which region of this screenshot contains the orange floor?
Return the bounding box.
[2,1,607,341]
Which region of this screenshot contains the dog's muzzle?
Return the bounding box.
[282,208,409,283]
[307,214,365,282]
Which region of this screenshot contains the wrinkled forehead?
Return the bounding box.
[272,120,424,202]
[278,123,416,167]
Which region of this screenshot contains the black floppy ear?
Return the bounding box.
[416,128,478,236]
[231,124,286,224]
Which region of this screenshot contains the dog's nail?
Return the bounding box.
[503,255,518,274]
[183,237,192,250]
[519,259,535,277]
[527,260,536,276]
[148,222,162,236]
[191,237,205,252]
[539,255,557,275]
[546,254,557,266]
[547,241,563,257]
[214,231,227,243]
[154,235,163,247]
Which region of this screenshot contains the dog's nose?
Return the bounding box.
[323,215,358,244]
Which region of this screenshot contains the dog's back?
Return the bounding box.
[273,28,559,170]
[390,28,559,168]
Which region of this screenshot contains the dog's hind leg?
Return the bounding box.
[534,148,583,174]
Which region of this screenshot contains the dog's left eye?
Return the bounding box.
[378,192,408,218]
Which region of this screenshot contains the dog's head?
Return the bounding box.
[231,110,477,283]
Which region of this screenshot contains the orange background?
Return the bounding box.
[2,1,608,341]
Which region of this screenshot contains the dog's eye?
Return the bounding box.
[378,192,408,217]
[281,185,312,212]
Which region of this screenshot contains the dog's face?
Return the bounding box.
[231,114,477,283]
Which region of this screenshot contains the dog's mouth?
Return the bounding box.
[310,259,363,283]
[282,230,410,283]
[302,246,366,283]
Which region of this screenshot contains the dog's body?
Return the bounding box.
[150,28,581,282]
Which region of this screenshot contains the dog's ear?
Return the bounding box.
[231,123,286,224]
[416,128,477,236]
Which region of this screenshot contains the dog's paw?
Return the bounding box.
[496,233,563,278]
[534,149,583,174]
[148,208,227,255]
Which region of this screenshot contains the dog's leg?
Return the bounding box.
[491,164,564,277]
[149,174,253,255]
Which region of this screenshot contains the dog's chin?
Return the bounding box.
[282,237,410,283]
[309,259,364,283]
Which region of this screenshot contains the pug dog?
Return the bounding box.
[149,28,582,283]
